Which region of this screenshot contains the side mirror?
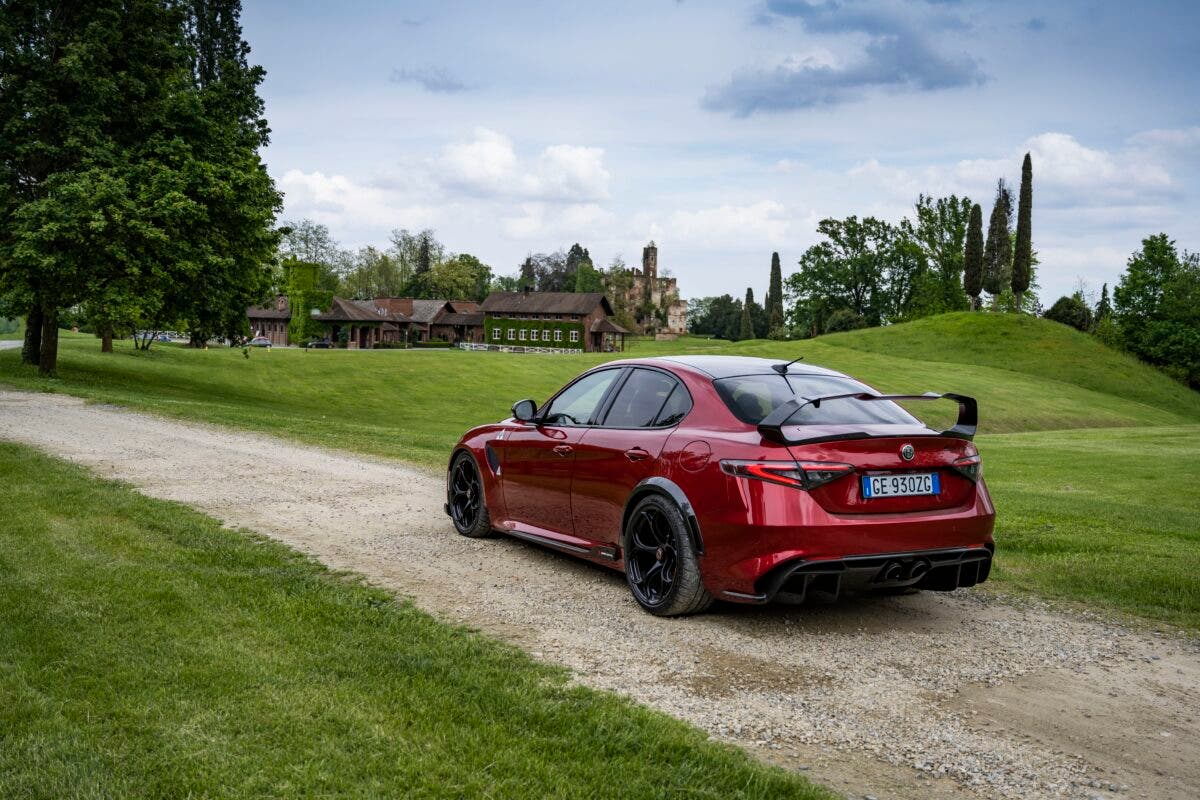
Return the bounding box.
[511,399,537,422]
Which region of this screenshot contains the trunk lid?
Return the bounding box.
[785,425,979,514]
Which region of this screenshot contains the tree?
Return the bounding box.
[0,0,280,370]
[416,233,433,275]
[982,179,1013,302]
[766,252,785,330]
[786,216,892,336]
[687,295,743,341]
[1096,282,1112,321]
[908,194,972,314]
[963,203,984,309]
[389,228,442,286]
[1,1,187,372]
[340,247,405,298]
[564,243,593,291]
[436,253,493,301]
[602,258,637,332]
[1043,294,1093,331]
[574,259,605,293]
[1011,153,1033,309]
[279,219,345,291]
[738,289,754,341]
[1114,234,1200,387]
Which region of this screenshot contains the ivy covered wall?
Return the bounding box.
[285,261,334,344]
[483,316,584,348]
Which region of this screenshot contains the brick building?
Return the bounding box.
[479,290,627,352]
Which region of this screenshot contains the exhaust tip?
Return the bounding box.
[908,559,931,581]
[880,561,904,582]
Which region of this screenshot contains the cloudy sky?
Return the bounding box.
[242,0,1200,305]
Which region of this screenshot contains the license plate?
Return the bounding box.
[861,472,939,499]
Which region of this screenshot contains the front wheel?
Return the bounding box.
[623,494,712,616]
[448,452,492,538]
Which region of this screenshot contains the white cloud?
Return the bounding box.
[526,145,610,201]
[278,169,437,232]
[502,202,615,241]
[845,132,1177,214]
[1127,126,1200,151]
[664,201,791,247]
[435,129,610,202]
[437,128,518,194]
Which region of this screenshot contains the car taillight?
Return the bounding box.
[720,459,855,490]
[951,453,982,482]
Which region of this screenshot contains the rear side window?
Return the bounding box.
[714,374,918,426]
[603,369,689,428]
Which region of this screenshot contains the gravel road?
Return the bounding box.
[1,390,1196,800]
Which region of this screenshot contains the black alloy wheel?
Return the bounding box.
[449,452,491,538]
[623,494,713,616]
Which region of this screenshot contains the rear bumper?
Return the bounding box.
[720,545,993,604]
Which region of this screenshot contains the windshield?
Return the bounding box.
[713,374,921,426]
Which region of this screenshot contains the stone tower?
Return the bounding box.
[642,241,658,281]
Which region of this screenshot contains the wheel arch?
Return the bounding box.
[445,444,498,519]
[621,477,704,556]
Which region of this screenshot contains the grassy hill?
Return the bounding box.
[0,313,1197,629]
[817,312,1200,420]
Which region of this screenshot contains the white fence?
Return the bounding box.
[456,342,583,355]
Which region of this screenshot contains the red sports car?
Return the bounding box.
[446,356,995,616]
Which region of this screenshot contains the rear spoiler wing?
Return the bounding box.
[757,392,978,445]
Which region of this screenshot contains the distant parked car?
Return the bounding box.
[247,336,272,347]
[155,333,172,343]
[306,339,333,349]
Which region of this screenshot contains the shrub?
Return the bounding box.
[1044,294,1094,332]
[824,309,868,333]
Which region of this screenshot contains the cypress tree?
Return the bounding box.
[1011,153,1033,309]
[982,179,1012,301]
[1096,282,1112,320]
[963,203,984,310]
[767,252,784,330]
[739,288,754,341]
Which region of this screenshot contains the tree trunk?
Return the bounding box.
[22,305,43,365]
[101,326,113,353]
[38,306,59,377]
[1013,290,1024,313]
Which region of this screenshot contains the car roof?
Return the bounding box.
[615,355,851,380]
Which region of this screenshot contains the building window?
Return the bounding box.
[518,329,527,341]
[492,327,501,340]
[569,330,579,343]
[507,328,515,341]
[554,329,563,342]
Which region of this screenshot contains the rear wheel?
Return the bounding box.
[623,494,712,616]
[448,452,492,538]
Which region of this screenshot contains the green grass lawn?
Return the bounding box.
[0,441,831,799]
[0,314,1197,631]
[980,425,1200,630]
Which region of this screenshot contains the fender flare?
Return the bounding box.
[622,477,704,555]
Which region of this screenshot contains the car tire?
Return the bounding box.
[622,493,713,617]
[448,451,492,538]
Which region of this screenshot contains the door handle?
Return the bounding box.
[624,447,650,461]
[553,445,573,457]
